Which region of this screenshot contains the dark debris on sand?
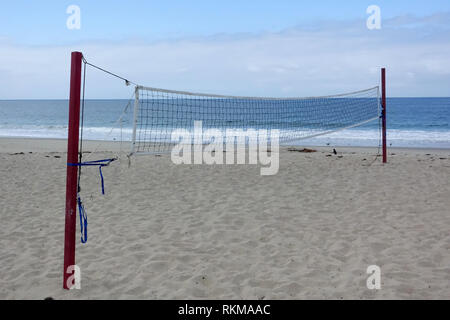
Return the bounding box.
[288,148,317,153]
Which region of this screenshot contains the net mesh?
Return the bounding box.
[131,86,380,154]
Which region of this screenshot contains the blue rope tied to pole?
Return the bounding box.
[67,158,116,243]
[77,196,88,243]
[67,158,116,195]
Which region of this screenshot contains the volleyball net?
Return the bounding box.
[131,85,380,155]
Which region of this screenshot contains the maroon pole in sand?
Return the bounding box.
[63,51,83,289]
[381,68,387,163]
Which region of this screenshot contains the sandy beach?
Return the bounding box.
[0,137,449,299]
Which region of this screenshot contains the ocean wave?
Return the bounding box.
[0,125,132,141]
[0,125,449,148]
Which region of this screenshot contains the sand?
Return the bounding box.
[0,137,449,299]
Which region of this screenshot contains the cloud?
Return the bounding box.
[385,12,450,28]
[0,13,449,98]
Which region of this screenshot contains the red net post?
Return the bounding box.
[63,51,83,289]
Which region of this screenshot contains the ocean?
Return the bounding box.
[0,98,449,149]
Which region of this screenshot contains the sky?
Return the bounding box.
[1,0,450,98]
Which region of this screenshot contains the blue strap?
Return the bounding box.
[68,158,116,167]
[77,196,88,243]
[68,158,116,195]
[68,158,116,243]
[99,166,105,195]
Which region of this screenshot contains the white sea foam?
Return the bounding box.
[0,125,449,148]
[0,125,133,141]
[297,129,450,148]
